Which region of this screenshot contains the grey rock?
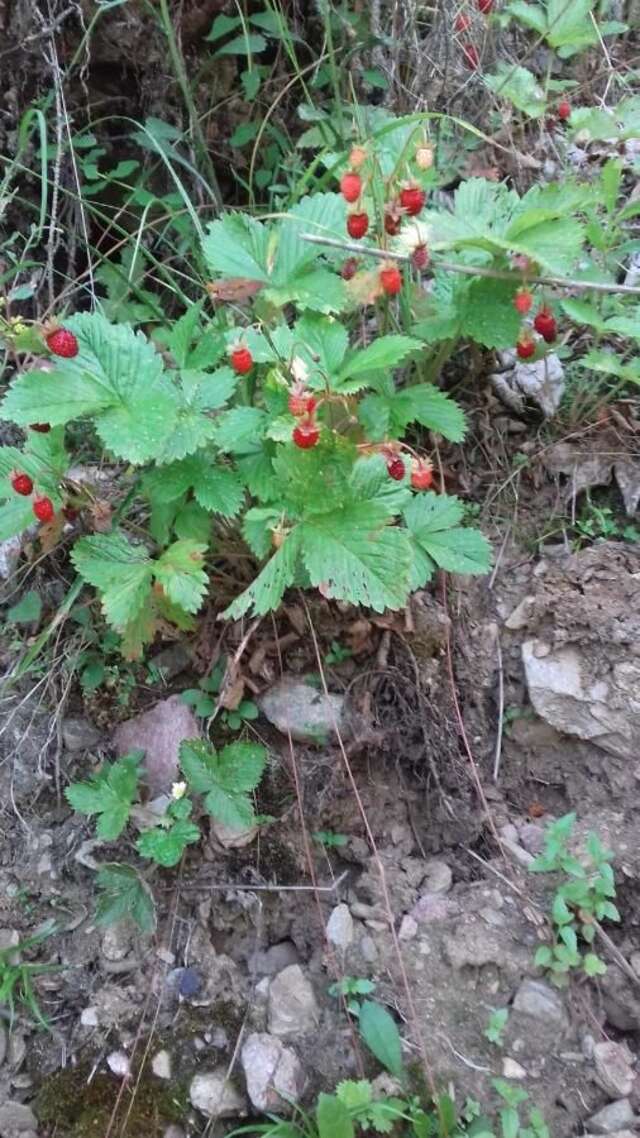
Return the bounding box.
[61,716,101,752]
[241,1033,307,1113]
[399,915,418,941]
[251,941,300,977]
[359,935,378,963]
[326,904,354,950]
[594,1041,635,1098]
[210,818,258,850]
[101,923,133,962]
[513,979,568,1028]
[0,1026,5,1067]
[149,643,191,682]
[502,1058,527,1080]
[411,893,457,924]
[587,1099,637,1134]
[492,350,565,418]
[259,677,349,744]
[107,1051,131,1078]
[505,596,535,630]
[189,1070,247,1119]
[601,964,640,1031]
[518,822,546,856]
[113,695,200,795]
[443,921,510,970]
[0,1102,37,1134]
[422,860,453,894]
[0,536,22,581]
[163,1128,186,1138]
[152,1050,172,1080]
[80,1007,99,1027]
[522,639,640,760]
[268,965,319,1037]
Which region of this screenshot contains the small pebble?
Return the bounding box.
[107,1050,131,1078]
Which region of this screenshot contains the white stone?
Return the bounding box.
[241,1033,307,1113]
[152,1050,172,1080]
[189,1070,247,1118]
[326,904,354,949]
[594,1042,635,1099]
[502,1058,527,1080]
[80,1007,99,1027]
[107,1051,131,1078]
[268,965,319,1038]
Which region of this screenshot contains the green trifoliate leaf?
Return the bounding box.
[65,753,141,840]
[95,864,157,933]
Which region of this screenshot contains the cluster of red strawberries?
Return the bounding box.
[339,143,430,296]
[454,0,494,71]
[513,288,558,360]
[9,325,81,524]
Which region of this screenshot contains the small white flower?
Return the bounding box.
[171,780,187,800]
[290,356,309,384]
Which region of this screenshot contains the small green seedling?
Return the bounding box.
[484,1008,509,1047]
[324,640,353,665]
[328,975,375,1015]
[313,830,349,848]
[0,922,64,1031]
[529,813,619,985]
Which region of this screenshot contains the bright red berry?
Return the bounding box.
[379,265,402,296]
[292,419,320,449]
[461,43,480,68]
[230,346,253,375]
[29,423,51,433]
[516,335,536,360]
[341,257,359,281]
[533,307,557,343]
[11,472,33,496]
[399,185,426,216]
[513,288,533,315]
[411,462,434,491]
[288,391,317,417]
[33,496,54,523]
[387,456,405,481]
[45,327,78,358]
[411,244,430,271]
[347,211,369,239]
[557,100,571,121]
[340,171,362,203]
[477,0,493,12]
[455,11,471,30]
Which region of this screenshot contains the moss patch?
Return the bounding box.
[35,1064,186,1137]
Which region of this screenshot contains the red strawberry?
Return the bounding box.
[477,0,493,12]
[46,327,78,358]
[347,211,369,239]
[513,288,533,315]
[387,456,405,481]
[33,496,54,523]
[516,334,536,360]
[557,99,571,121]
[411,461,434,491]
[461,43,480,68]
[29,423,51,433]
[230,346,253,374]
[292,419,320,449]
[379,264,402,296]
[411,244,430,271]
[341,257,359,281]
[340,171,362,203]
[533,307,557,343]
[384,206,403,236]
[399,185,426,216]
[455,11,471,30]
[288,391,317,417]
[11,472,33,496]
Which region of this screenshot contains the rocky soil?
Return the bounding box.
[1,537,640,1136]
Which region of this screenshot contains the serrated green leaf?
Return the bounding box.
[192,366,239,410]
[395,384,467,441]
[95,863,157,933]
[191,462,245,517]
[267,268,346,314]
[72,533,154,632]
[203,214,270,282]
[167,302,205,368]
[155,400,217,464]
[294,313,349,380]
[404,493,491,577]
[300,505,412,611]
[508,217,585,275]
[273,193,346,284]
[561,298,606,330]
[154,540,208,612]
[505,1,547,34]
[485,65,546,117]
[7,590,42,624]
[65,753,140,840]
[173,501,212,543]
[215,32,267,55]
[335,1081,372,1110]
[359,1001,403,1076]
[461,278,523,348]
[216,741,267,793]
[223,529,301,618]
[179,738,266,829]
[338,335,423,384]
[583,952,607,976]
[137,816,201,866]
[214,407,268,453]
[0,497,36,542]
[317,1095,354,1138]
[242,506,282,557]
[1,369,110,426]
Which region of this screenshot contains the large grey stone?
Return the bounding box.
[259,678,349,744]
[0,1101,38,1134]
[586,1099,637,1134]
[513,979,568,1028]
[241,1033,307,1113]
[189,1070,247,1119]
[62,716,101,752]
[113,695,200,795]
[326,904,354,949]
[268,965,319,1037]
[491,350,565,417]
[593,1042,635,1099]
[522,639,640,760]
